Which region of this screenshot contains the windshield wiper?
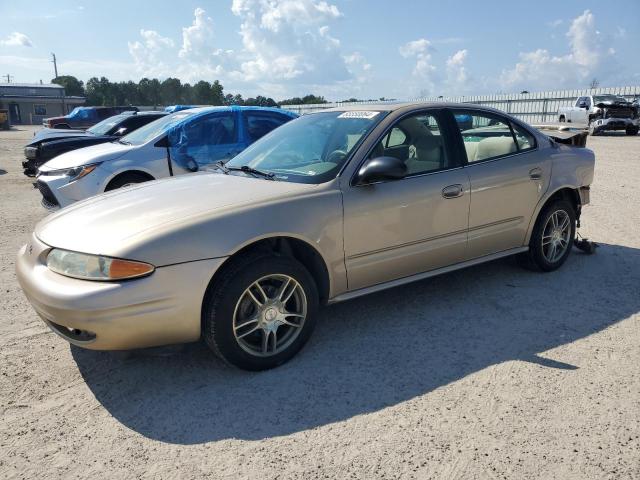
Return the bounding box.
[228,165,275,180]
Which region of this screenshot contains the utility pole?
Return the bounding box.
[3,74,13,83]
[51,53,58,79]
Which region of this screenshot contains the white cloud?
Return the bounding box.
[399,38,436,92]
[446,49,469,91]
[547,19,563,28]
[128,29,175,77]
[0,32,33,47]
[230,0,350,85]
[500,10,618,90]
[179,7,214,59]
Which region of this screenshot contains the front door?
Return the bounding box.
[169,112,243,174]
[450,109,551,259]
[342,110,470,291]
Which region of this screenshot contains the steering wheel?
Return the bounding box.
[326,149,347,164]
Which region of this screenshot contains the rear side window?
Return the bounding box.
[179,113,237,146]
[454,111,517,163]
[511,123,536,151]
[244,112,291,143]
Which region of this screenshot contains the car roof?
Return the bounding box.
[319,101,506,113]
[180,105,298,117]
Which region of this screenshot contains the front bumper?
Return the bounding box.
[35,167,106,210]
[593,117,639,130]
[16,233,226,350]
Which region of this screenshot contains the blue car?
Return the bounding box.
[36,106,298,209]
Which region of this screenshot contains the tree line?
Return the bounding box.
[51,75,329,107]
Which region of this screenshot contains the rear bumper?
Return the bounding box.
[16,234,226,350]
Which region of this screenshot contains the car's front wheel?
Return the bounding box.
[202,254,319,370]
[519,200,576,272]
[626,125,639,136]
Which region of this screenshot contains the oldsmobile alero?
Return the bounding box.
[16,103,595,370]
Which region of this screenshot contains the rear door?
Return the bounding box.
[448,108,550,259]
[341,109,470,290]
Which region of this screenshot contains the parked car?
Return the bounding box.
[22,111,167,176]
[43,106,139,129]
[35,106,297,209]
[558,94,639,135]
[17,103,595,370]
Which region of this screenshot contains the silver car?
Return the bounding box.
[16,103,595,370]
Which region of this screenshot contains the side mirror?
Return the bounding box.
[155,136,170,148]
[356,156,407,185]
[115,127,127,136]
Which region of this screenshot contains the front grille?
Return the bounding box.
[604,107,634,119]
[36,180,59,209]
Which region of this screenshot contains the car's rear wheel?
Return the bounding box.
[519,199,576,272]
[202,254,319,371]
[558,115,565,122]
[105,172,152,191]
[626,125,639,136]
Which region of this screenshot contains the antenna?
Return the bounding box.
[51,53,58,78]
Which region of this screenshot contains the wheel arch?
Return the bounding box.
[103,169,156,191]
[207,235,332,306]
[525,186,581,244]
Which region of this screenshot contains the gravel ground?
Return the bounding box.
[1,126,639,480]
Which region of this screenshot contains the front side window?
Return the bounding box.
[454,111,518,163]
[367,112,449,176]
[244,112,290,143]
[87,114,127,135]
[226,111,385,184]
[120,111,195,146]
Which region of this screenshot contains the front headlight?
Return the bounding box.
[38,163,101,181]
[46,249,155,281]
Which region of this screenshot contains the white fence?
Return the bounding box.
[282,86,640,123]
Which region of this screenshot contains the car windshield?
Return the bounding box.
[87,114,126,135]
[225,111,385,184]
[594,95,627,103]
[119,111,196,146]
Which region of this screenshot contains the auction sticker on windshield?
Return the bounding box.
[337,111,380,119]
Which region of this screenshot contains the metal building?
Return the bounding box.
[0,83,85,126]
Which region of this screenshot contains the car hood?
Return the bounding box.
[38,141,132,170]
[35,172,316,265]
[28,128,89,145]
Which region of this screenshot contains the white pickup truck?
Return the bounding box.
[558,94,639,135]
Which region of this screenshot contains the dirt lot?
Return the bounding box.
[1,126,639,479]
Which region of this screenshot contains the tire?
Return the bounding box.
[518,199,576,272]
[202,253,319,371]
[105,172,152,191]
[626,126,639,136]
[588,122,599,136]
[558,116,565,123]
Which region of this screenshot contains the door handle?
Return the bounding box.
[529,167,543,180]
[442,184,464,199]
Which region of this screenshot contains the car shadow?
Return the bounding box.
[72,242,640,444]
[0,169,6,175]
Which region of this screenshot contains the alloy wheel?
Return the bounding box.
[541,209,572,263]
[232,274,307,357]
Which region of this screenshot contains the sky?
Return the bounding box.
[0,0,639,101]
